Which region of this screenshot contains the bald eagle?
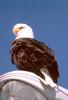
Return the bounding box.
[10,23,59,87]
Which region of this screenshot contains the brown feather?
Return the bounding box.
[10,38,59,83]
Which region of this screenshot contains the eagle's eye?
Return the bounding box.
[19,27,24,29]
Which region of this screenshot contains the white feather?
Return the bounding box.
[40,68,57,87]
[13,23,34,39]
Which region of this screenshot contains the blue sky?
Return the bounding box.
[0,0,68,89]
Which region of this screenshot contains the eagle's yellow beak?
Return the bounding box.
[13,28,20,33]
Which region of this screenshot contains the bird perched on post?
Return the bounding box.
[10,23,59,87]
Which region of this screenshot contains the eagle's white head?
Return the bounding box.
[13,23,34,39]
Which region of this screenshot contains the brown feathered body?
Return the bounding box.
[10,38,59,83]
